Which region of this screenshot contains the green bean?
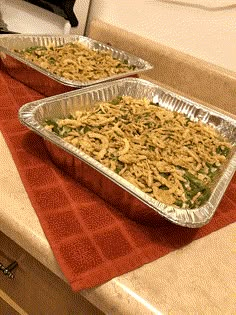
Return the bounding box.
[216,145,230,157]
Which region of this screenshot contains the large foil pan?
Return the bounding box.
[0,34,152,96]
[18,78,236,228]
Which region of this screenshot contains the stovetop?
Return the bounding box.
[23,0,78,27]
[0,0,90,35]
[0,17,18,34]
[0,30,18,34]
[0,20,18,33]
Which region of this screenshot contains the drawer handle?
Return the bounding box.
[0,261,18,279]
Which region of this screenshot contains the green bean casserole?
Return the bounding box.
[44,96,232,209]
[14,42,136,82]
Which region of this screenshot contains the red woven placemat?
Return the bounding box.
[0,63,235,292]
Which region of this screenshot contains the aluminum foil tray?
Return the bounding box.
[18,78,236,228]
[0,34,152,96]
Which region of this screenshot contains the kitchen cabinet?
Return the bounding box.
[0,297,20,315]
[0,231,103,315]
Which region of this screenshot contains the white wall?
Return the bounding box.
[87,0,236,73]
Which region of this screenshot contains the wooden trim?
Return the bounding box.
[0,290,28,315]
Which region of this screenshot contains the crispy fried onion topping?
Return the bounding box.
[45,96,232,208]
[14,42,135,82]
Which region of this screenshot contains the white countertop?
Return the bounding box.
[1,130,236,315]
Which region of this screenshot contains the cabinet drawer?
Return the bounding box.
[0,297,21,315]
[0,232,103,315]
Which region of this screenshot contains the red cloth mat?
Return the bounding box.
[0,63,235,292]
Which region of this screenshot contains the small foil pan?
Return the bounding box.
[18,78,236,228]
[0,34,152,96]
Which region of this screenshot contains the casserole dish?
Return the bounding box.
[0,34,152,96]
[18,78,236,227]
